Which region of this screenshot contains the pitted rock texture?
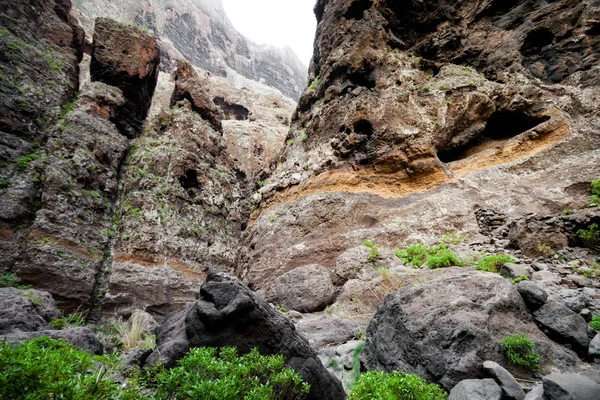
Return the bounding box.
[0,0,83,276]
[91,18,160,137]
[237,0,600,297]
[73,0,308,100]
[360,270,580,390]
[5,82,129,311]
[147,269,346,400]
[102,80,246,317]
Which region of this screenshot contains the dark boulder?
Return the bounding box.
[517,281,549,311]
[0,288,59,334]
[147,268,346,400]
[1,327,104,355]
[533,299,590,356]
[482,361,525,400]
[542,373,600,400]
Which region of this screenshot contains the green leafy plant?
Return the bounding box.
[562,209,574,216]
[500,334,540,371]
[0,179,10,189]
[154,347,310,399]
[49,314,86,330]
[476,254,515,273]
[0,272,20,288]
[510,276,530,285]
[576,223,600,248]
[307,75,322,94]
[395,243,463,269]
[15,153,39,170]
[0,337,142,399]
[590,315,600,332]
[361,241,381,262]
[348,371,447,400]
[591,179,600,206]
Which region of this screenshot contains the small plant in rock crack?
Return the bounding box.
[501,334,540,371]
[395,243,463,269]
[476,254,515,273]
[591,179,600,206]
[590,315,600,332]
[361,241,381,262]
[510,275,530,285]
[576,223,600,249]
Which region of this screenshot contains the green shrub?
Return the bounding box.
[361,241,381,262]
[476,254,515,273]
[590,315,600,332]
[49,314,85,330]
[500,334,540,371]
[15,153,39,170]
[395,243,463,269]
[576,223,600,248]
[0,272,20,288]
[562,209,574,216]
[591,179,600,206]
[0,179,10,189]
[510,276,530,285]
[0,336,142,399]
[348,371,447,400]
[154,347,310,400]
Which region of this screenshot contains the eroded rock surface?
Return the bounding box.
[91,18,160,137]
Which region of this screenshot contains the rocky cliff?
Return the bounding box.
[72,0,308,100]
[1,0,600,397]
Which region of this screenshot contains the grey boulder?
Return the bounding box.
[501,263,531,279]
[517,281,548,311]
[524,384,544,400]
[483,360,525,400]
[533,299,590,355]
[262,264,335,313]
[542,373,600,400]
[449,379,502,400]
[589,333,600,359]
[0,287,60,334]
[0,327,104,354]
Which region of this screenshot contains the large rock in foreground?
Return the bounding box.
[147,269,346,400]
[361,271,579,390]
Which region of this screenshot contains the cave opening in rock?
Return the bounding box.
[438,110,550,163]
[212,97,249,120]
[354,119,373,137]
[586,21,600,36]
[343,0,372,20]
[348,63,376,89]
[522,28,554,56]
[179,169,200,192]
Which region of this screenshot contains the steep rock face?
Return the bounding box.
[0,0,83,278]
[237,0,600,293]
[101,62,247,318]
[73,0,308,99]
[91,18,160,137]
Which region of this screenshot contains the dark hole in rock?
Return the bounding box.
[354,120,373,137]
[586,22,600,36]
[122,50,128,55]
[339,125,346,133]
[234,168,246,181]
[348,63,376,89]
[438,110,550,163]
[179,169,200,193]
[212,97,249,120]
[522,28,554,56]
[343,0,372,20]
[241,222,247,232]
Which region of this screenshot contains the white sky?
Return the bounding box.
[222,0,317,67]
